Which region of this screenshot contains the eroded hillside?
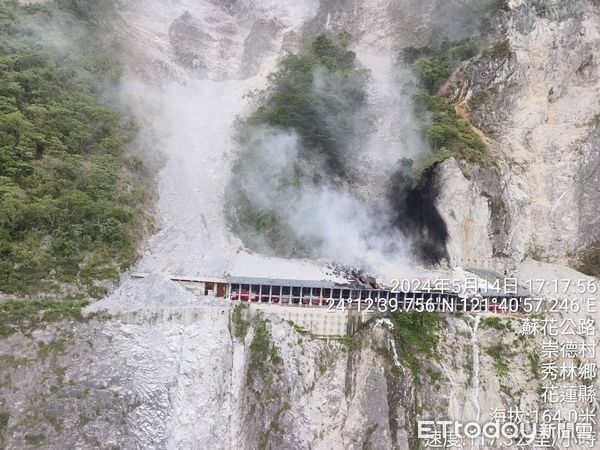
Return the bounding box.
[0,1,598,449]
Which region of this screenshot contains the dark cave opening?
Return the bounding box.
[388,159,450,265]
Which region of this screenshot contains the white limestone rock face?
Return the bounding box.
[1,1,599,449]
[444,0,600,263]
[434,158,495,268]
[307,0,600,268]
[6,274,597,450]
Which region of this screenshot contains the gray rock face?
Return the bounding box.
[443,0,600,263]
[2,1,599,449]
[434,158,495,268]
[0,304,489,449]
[578,123,600,248]
[5,262,597,450]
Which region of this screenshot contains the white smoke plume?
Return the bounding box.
[230,37,438,276]
[234,123,409,275]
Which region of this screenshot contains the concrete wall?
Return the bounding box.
[252,303,374,336]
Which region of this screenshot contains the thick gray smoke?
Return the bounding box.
[114,0,466,277]
[310,64,369,161]
[231,45,434,276]
[357,50,431,169]
[108,0,324,277]
[235,125,408,272]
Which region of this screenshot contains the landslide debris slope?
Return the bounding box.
[0,1,598,449]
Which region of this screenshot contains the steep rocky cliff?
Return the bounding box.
[439,0,600,268]
[1,1,599,449]
[3,262,596,449]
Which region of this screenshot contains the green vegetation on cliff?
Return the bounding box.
[0,2,152,297]
[229,33,368,253]
[402,38,479,94]
[414,90,487,165]
[389,311,441,373]
[0,298,88,336]
[232,303,249,339]
[247,317,282,386]
[578,241,600,279]
[247,33,368,155]
[403,36,509,169]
